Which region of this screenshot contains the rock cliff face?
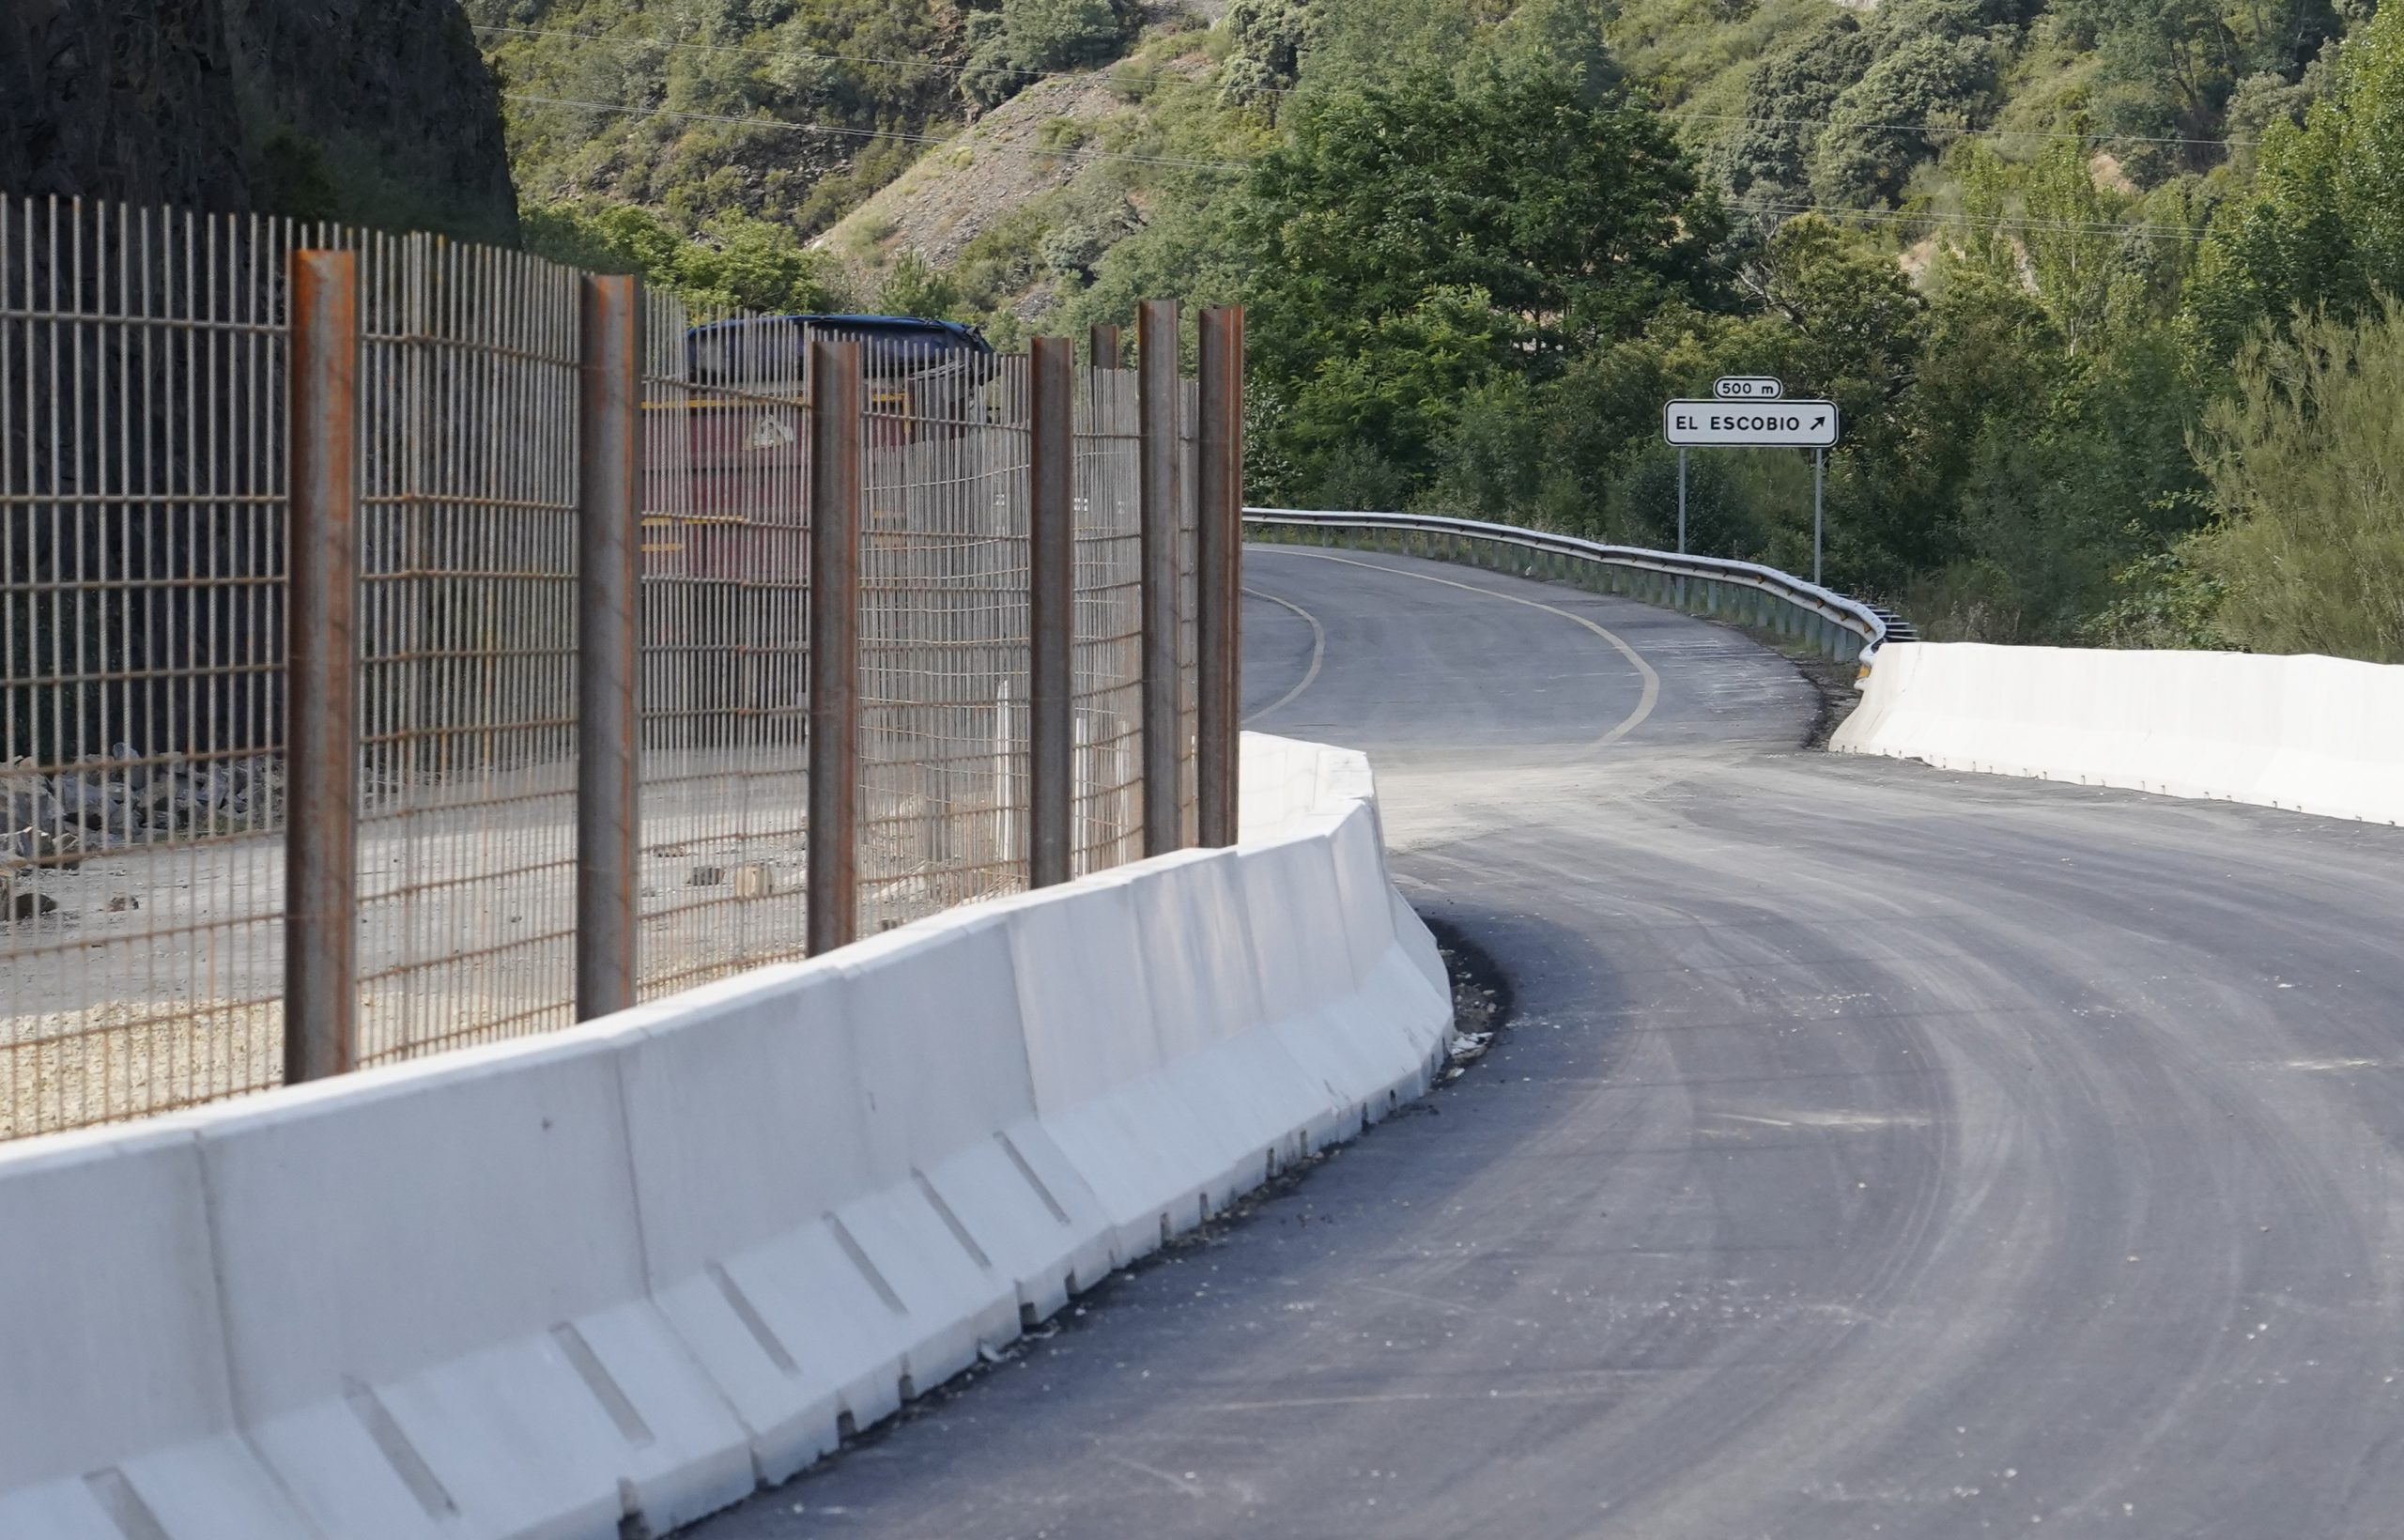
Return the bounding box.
[0,0,516,239]
[0,0,253,210]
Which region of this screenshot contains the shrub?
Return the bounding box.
[1002,0,1126,72]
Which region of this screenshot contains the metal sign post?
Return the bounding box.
[1677,448,1687,555]
[1813,447,1826,587]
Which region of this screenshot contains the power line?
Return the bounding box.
[502,94,1251,174]
[512,99,2212,241]
[493,38,2229,245]
[476,22,980,81]
[1732,199,2211,242]
[1674,111,2259,152]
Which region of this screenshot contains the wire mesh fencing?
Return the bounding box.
[0,199,299,1136]
[632,300,814,998]
[1072,362,1143,876]
[858,340,1033,933]
[0,188,1238,1143]
[352,233,585,1064]
[1179,376,1202,846]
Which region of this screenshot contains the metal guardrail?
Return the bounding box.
[1242,508,1886,661]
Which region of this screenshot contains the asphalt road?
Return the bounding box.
[692,547,2404,1540]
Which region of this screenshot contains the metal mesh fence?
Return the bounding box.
[1179,377,1202,845]
[1072,362,1143,876]
[859,341,1032,933]
[0,191,1212,1141]
[633,299,813,997]
[0,200,297,1137]
[352,234,585,1064]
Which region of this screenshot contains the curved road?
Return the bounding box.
[696,547,2404,1539]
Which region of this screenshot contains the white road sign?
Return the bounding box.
[1714,376,1784,400]
[1662,400,1839,448]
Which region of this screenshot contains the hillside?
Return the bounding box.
[477,0,2351,331]
[471,0,2400,663]
[475,0,1248,323]
[816,45,1210,323]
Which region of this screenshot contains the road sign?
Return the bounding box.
[1662,400,1839,448]
[1713,376,1783,400]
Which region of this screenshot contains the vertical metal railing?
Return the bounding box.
[284,249,360,1083]
[631,295,810,996]
[349,234,583,1067]
[1027,336,1074,889]
[1137,300,1181,857]
[1071,339,1144,876]
[0,188,1237,1140]
[3,201,300,1136]
[855,344,1032,932]
[574,275,640,1020]
[1178,375,1203,846]
[1195,306,1245,848]
[807,337,860,952]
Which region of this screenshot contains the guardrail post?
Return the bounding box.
[1137,300,1180,856]
[576,275,640,1020]
[1196,306,1243,849]
[285,250,360,1084]
[1029,335,1075,886]
[808,337,862,951]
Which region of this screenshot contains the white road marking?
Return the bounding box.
[1241,585,1326,725]
[1252,547,1661,747]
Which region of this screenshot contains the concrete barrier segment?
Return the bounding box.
[614,929,1067,1486]
[195,1028,750,1540]
[0,732,1450,1539]
[0,1122,317,1540]
[1835,643,2404,826]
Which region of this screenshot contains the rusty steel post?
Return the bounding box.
[1089,322,1123,370]
[1136,300,1181,856]
[1195,305,1244,848]
[576,275,640,1020]
[1029,335,1076,888]
[285,250,360,1084]
[808,338,863,952]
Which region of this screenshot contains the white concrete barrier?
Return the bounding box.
[0,732,1449,1540]
[1834,642,2404,826]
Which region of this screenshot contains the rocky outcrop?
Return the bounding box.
[0,0,516,239]
[223,0,517,241]
[0,0,253,210]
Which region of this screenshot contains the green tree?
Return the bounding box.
[2188,300,2404,660]
[880,251,964,319]
[1810,34,1996,208]
[477,0,963,239]
[1712,16,1876,205]
[1240,63,1728,499]
[1745,217,1921,407]
[2189,0,2404,353]
[1953,139,2140,352]
[523,201,836,315]
[1221,0,1318,108]
[1002,0,1130,72]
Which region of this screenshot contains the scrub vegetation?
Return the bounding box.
[470,0,2404,658]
